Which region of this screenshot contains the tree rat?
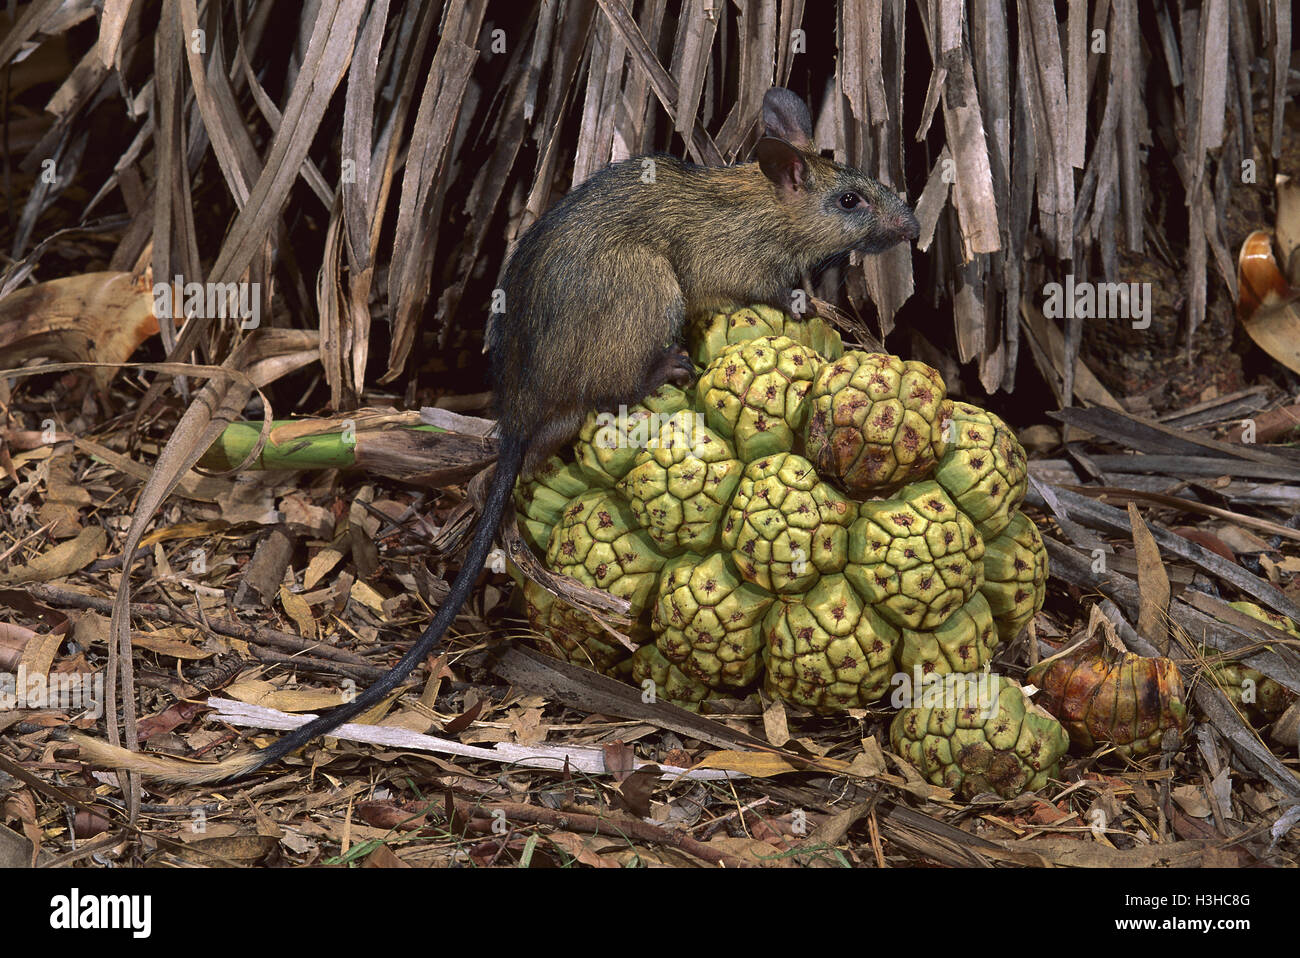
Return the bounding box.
[73,87,920,783]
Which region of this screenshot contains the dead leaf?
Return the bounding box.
[135,700,210,741]
[304,547,345,589]
[279,586,318,640]
[354,800,429,831]
[545,831,620,867]
[849,736,888,777]
[1127,503,1170,653]
[223,680,351,713]
[350,579,387,615]
[18,631,61,685]
[613,765,661,817]
[762,697,790,747]
[160,834,278,866]
[132,628,213,661]
[0,272,159,391]
[362,844,412,867]
[507,706,545,746]
[0,525,106,585]
[39,453,92,537]
[692,750,845,778]
[1171,784,1213,818]
[601,740,637,780]
[705,835,797,866]
[1242,295,1300,376]
[1170,526,1236,563]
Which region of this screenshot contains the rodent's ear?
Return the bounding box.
[756,137,808,193]
[761,87,813,150]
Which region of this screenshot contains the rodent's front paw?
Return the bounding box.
[665,346,696,386]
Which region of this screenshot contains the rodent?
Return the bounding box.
[72,88,920,784]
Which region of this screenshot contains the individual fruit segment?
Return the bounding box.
[763,574,900,710]
[573,385,694,487]
[1026,637,1190,758]
[652,552,773,691]
[639,382,697,416]
[689,303,843,366]
[523,580,639,676]
[617,411,744,552]
[845,481,985,630]
[896,592,1000,676]
[803,351,949,495]
[630,644,712,710]
[544,489,666,612]
[514,456,592,555]
[890,674,1069,799]
[932,401,1028,539]
[1207,602,1299,724]
[979,511,1048,643]
[1204,656,1296,725]
[722,452,857,593]
[535,487,665,675]
[696,336,822,460]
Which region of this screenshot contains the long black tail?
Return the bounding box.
[241,433,526,776]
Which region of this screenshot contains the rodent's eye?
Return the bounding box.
[838,191,863,210]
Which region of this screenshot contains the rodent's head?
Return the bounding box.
[756,88,920,260]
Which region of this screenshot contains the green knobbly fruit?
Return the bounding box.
[535,489,665,674]
[1205,658,1295,725]
[689,303,843,366]
[545,489,666,612]
[696,335,822,460]
[890,674,1069,799]
[804,351,949,495]
[845,481,985,630]
[896,592,1000,676]
[763,573,900,710]
[617,411,744,552]
[511,305,1048,738]
[652,552,773,690]
[514,456,593,554]
[574,409,657,487]
[523,579,641,675]
[932,401,1028,539]
[640,382,697,416]
[1208,602,1300,724]
[979,511,1048,643]
[722,452,857,593]
[630,643,712,710]
[573,387,695,487]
